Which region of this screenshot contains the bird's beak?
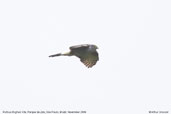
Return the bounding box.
[96,46,99,49]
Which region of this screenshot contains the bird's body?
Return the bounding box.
[49,44,99,68]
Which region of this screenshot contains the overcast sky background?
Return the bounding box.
[0,0,171,114]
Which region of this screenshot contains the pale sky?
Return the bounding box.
[0,0,171,114]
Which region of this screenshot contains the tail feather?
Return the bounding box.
[49,53,61,57]
[49,52,72,57]
[62,52,72,56]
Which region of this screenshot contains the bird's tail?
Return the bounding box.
[49,52,72,57]
[49,53,62,57]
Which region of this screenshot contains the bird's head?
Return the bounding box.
[89,44,98,52]
[94,45,98,49]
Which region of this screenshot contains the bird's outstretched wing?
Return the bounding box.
[80,51,99,68]
[69,44,89,59]
[69,44,89,50]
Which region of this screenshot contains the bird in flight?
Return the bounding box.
[49,44,99,68]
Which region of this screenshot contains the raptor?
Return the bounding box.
[49,44,99,68]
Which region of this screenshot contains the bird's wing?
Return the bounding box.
[69,44,89,58]
[80,51,99,68]
[69,44,89,50]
